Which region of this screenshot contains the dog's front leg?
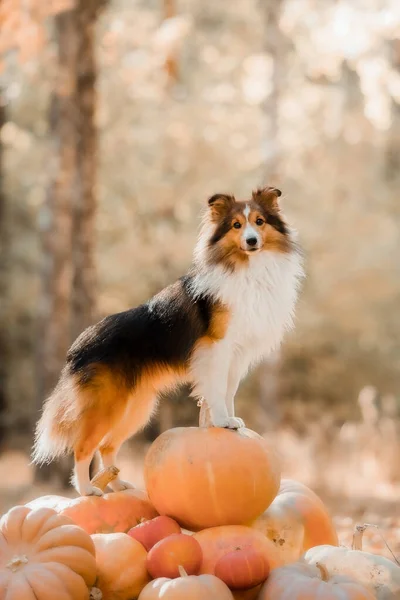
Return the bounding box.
[225,356,248,428]
[190,340,244,429]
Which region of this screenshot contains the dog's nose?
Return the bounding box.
[246,237,258,247]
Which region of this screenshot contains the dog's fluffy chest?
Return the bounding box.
[193,252,303,355]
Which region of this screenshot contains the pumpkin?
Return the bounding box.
[259,561,375,599]
[128,516,181,551]
[27,467,158,534]
[215,547,270,589]
[0,505,96,600]
[138,566,234,600]
[92,532,150,600]
[232,585,263,600]
[303,524,400,599]
[251,478,338,564]
[146,533,203,579]
[194,525,282,575]
[144,424,281,530]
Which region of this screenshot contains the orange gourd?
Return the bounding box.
[144,425,281,530]
[92,532,150,600]
[194,525,282,575]
[259,561,375,599]
[128,515,181,551]
[251,479,338,563]
[27,468,157,535]
[138,566,234,600]
[232,586,263,600]
[0,505,96,600]
[146,533,203,579]
[215,548,270,589]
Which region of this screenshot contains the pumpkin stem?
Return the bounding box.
[178,565,189,578]
[352,524,367,551]
[352,523,400,566]
[90,587,103,600]
[315,562,329,582]
[90,466,120,492]
[6,555,29,572]
[198,398,212,428]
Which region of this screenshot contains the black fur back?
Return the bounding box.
[66,276,213,388]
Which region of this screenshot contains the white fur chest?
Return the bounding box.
[192,251,303,358]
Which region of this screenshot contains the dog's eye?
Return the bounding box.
[256,218,264,226]
[233,222,242,229]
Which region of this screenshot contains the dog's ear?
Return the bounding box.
[252,187,282,210]
[207,194,234,220]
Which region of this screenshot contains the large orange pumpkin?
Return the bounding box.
[27,468,157,534]
[0,505,96,600]
[194,525,282,575]
[251,479,338,563]
[259,562,375,599]
[144,426,281,530]
[92,532,150,600]
[138,566,234,600]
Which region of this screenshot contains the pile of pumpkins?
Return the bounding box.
[1,420,399,599]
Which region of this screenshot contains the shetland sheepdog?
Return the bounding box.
[33,186,303,496]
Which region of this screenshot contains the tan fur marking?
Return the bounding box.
[212,222,250,269]
[207,303,230,340]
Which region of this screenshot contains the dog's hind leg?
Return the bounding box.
[73,411,114,496]
[99,387,158,492]
[71,368,130,496]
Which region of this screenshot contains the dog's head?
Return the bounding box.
[201,187,293,268]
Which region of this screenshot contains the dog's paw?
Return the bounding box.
[224,416,245,429]
[80,485,104,497]
[211,415,245,429]
[109,479,135,492]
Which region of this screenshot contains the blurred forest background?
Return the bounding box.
[0,0,399,554]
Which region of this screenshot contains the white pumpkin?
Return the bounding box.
[304,526,400,600]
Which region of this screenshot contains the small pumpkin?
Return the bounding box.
[27,467,157,534]
[146,533,203,579]
[92,532,150,600]
[0,505,96,600]
[259,561,375,600]
[128,515,181,551]
[232,586,263,600]
[144,422,281,530]
[138,566,234,600]
[251,479,338,564]
[304,524,400,599]
[215,547,270,589]
[194,525,282,575]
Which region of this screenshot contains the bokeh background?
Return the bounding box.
[0,0,399,555]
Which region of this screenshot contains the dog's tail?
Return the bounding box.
[32,372,77,465]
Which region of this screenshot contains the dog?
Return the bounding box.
[32,186,303,496]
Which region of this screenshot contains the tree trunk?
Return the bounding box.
[0,91,7,447]
[38,10,78,405]
[36,1,105,484]
[36,10,78,484]
[71,1,98,340]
